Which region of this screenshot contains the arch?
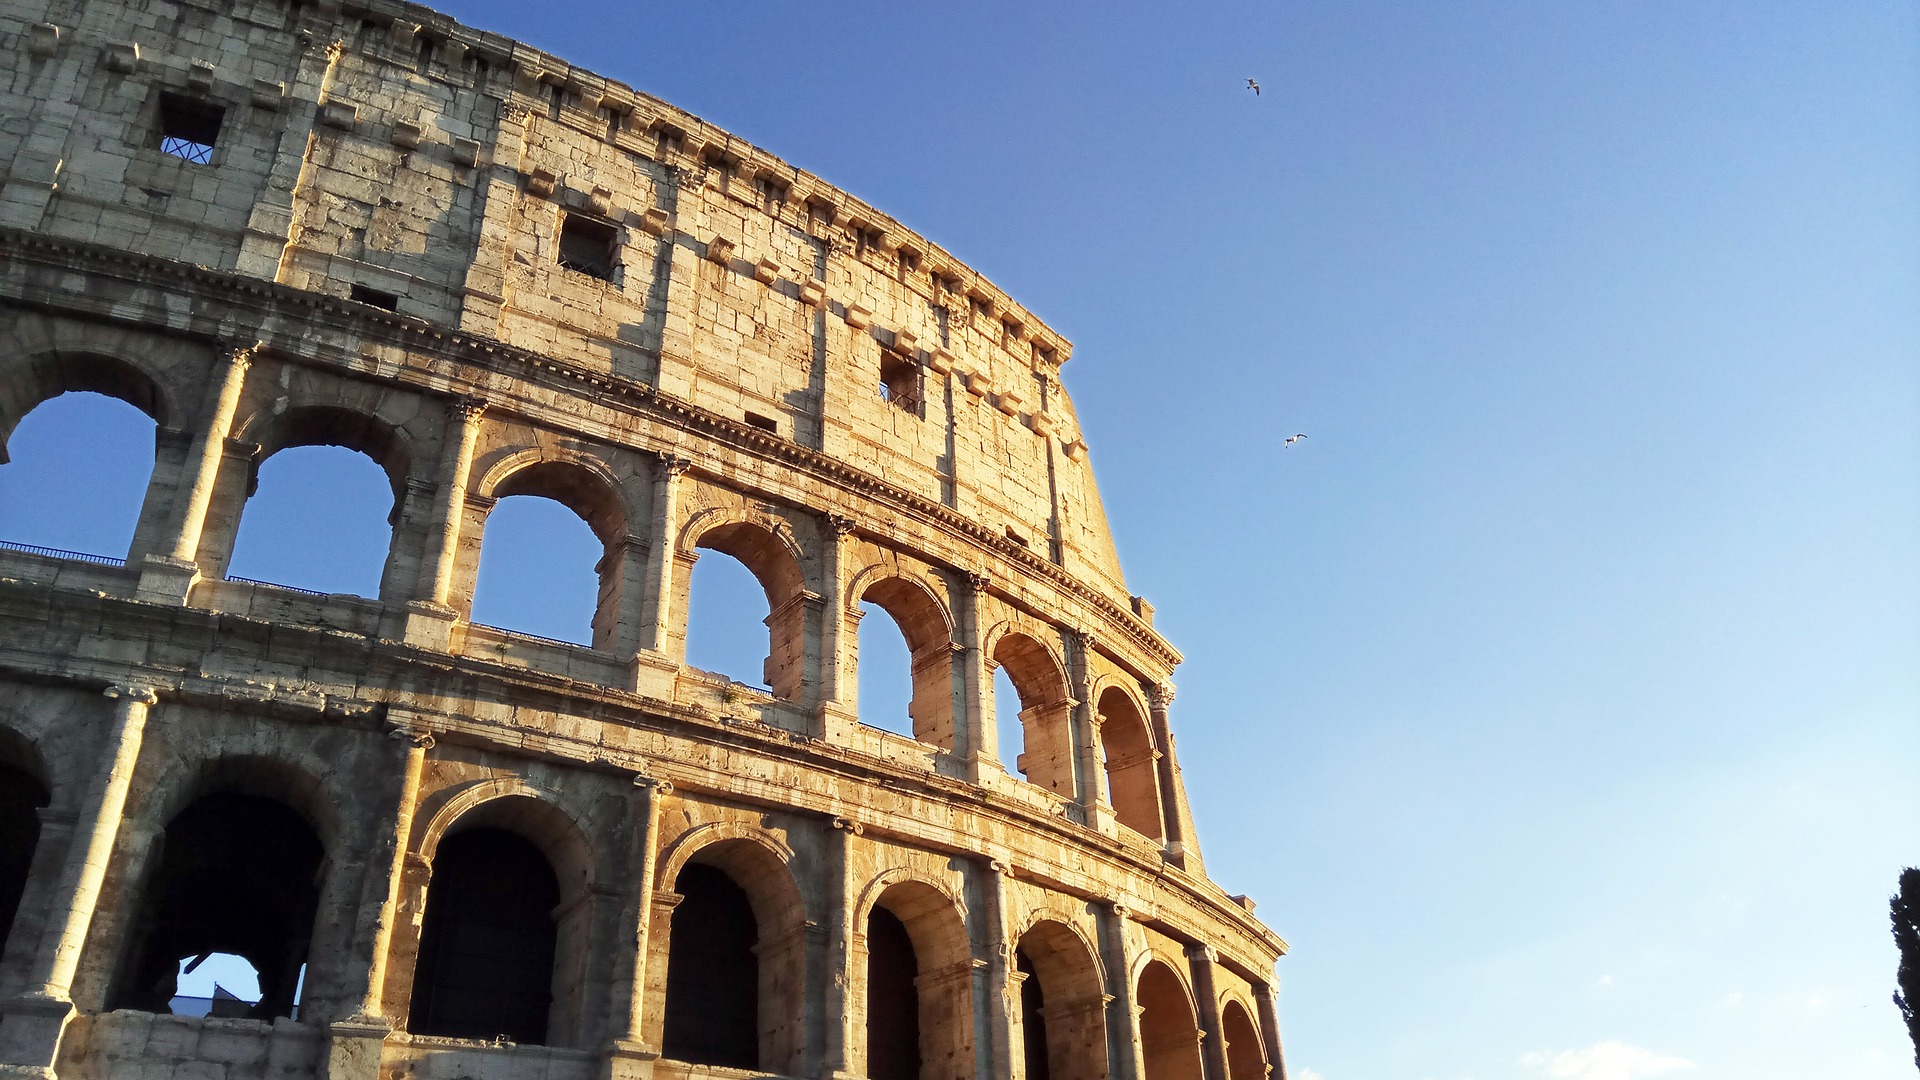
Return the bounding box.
[0,349,171,460]
[855,574,957,749]
[0,725,48,961]
[1013,919,1109,1080]
[858,875,974,1080]
[409,784,598,1048]
[473,453,635,650]
[1220,998,1268,1080]
[1137,959,1204,1080]
[678,509,810,699]
[659,825,809,1074]
[1096,685,1163,841]
[226,405,415,596]
[111,791,325,1019]
[989,629,1074,796]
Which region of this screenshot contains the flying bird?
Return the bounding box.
[1247,78,1260,96]
[1284,433,1307,446]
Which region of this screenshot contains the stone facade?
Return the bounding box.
[0,2,1288,1080]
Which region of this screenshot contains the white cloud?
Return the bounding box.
[1296,1070,1325,1080]
[1594,974,1613,988]
[1520,1041,1695,1080]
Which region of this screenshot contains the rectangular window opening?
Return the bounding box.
[348,284,399,311]
[1004,526,1029,548]
[745,411,779,434]
[557,212,619,281]
[157,93,225,164]
[879,353,922,416]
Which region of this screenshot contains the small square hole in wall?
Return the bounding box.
[557,212,618,281]
[1004,526,1029,548]
[879,353,922,416]
[157,93,225,164]
[745,411,779,434]
[348,284,399,311]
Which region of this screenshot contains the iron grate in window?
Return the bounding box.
[157,93,224,164]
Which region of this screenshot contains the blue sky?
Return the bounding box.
[2,2,1916,1077]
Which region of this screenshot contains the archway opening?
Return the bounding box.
[684,551,773,689]
[0,758,49,959]
[113,793,322,1020]
[994,666,1023,775]
[992,633,1073,795]
[1013,921,1107,1080]
[857,601,914,737]
[1097,687,1163,841]
[1137,960,1204,1080]
[0,391,156,560]
[684,519,808,699]
[227,445,394,596]
[471,495,604,645]
[865,905,921,1080]
[663,862,759,1069]
[409,827,561,1045]
[856,577,956,749]
[1222,999,1268,1080]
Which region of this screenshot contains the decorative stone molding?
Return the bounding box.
[102,42,139,73]
[27,23,60,57]
[318,99,358,130]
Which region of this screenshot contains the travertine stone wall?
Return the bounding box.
[0,3,1287,1080]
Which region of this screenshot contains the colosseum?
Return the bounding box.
[0,2,1288,1079]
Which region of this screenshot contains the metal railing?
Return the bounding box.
[470,621,592,650]
[226,575,330,597]
[0,539,126,567]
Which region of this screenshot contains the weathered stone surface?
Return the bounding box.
[0,3,1286,1080]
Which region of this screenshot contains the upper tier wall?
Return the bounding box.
[0,0,1137,605]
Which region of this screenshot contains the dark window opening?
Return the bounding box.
[416,36,437,67]
[1018,949,1050,1080]
[1004,526,1028,548]
[157,93,224,164]
[113,794,322,1020]
[410,828,560,1044]
[348,284,399,311]
[664,863,759,1069]
[744,411,779,434]
[879,354,922,415]
[557,213,618,280]
[0,763,49,959]
[866,906,921,1080]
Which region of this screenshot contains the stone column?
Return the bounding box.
[1146,683,1194,869]
[1095,901,1145,1080]
[324,725,433,1080]
[1253,981,1287,1080]
[0,685,156,1072]
[1186,945,1230,1080]
[605,774,671,1078]
[816,514,857,740]
[1066,632,1110,831]
[954,571,996,782]
[970,858,1013,1080]
[631,454,689,698]
[402,399,484,648]
[138,344,254,604]
[818,816,861,1080]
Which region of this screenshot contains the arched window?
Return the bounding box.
[994,666,1023,774]
[684,551,773,688]
[682,521,808,700]
[862,881,972,1080]
[471,495,603,645]
[660,838,808,1074]
[992,633,1074,796]
[225,407,410,597]
[1097,687,1163,840]
[1221,999,1268,1080]
[854,576,956,747]
[1012,921,1107,1080]
[113,793,323,1020]
[0,390,157,560]
[663,863,759,1069]
[471,460,632,650]
[1137,960,1204,1080]
[0,734,49,959]
[409,828,561,1044]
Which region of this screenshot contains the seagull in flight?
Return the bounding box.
[1284,433,1307,447]
[1247,78,1261,96]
